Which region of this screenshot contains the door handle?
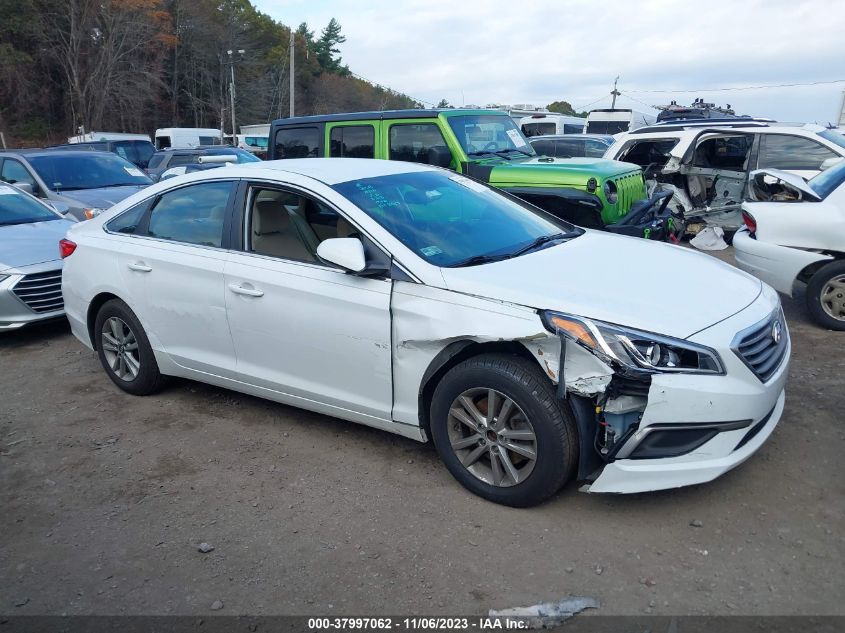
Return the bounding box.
[228,283,264,298]
[128,262,152,272]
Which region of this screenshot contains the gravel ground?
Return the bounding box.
[1,247,843,617]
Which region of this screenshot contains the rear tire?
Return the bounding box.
[806,261,845,331]
[430,353,577,507]
[94,299,167,395]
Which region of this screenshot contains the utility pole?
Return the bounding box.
[227,49,245,143]
[610,76,620,109]
[289,30,295,117]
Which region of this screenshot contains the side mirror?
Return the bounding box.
[13,182,34,195]
[49,201,71,215]
[427,146,453,169]
[316,237,367,273]
[820,157,844,171]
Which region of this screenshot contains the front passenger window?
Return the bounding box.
[147,181,232,247]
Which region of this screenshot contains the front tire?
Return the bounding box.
[94,299,167,395]
[430,354,577,507]
[806,261,845,331]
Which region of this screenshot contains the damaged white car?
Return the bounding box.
[735,161,845,330]
[605,123,845,231]
[61,159,789,506]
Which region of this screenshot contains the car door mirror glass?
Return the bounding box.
[316,237,367,273]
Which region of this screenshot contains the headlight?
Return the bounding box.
[603,180,618,205]
[542,311,724,375]
[83,207,106,220]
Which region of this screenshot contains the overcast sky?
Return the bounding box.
[253,0,845,124]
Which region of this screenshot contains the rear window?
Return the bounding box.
[587,121,629,134]
[329,125,375,158]
[275,127,320,159]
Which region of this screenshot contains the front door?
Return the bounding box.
[224,182,393,421]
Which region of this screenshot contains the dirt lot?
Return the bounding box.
[1,248,843,618]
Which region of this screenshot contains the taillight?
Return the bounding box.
[742,210,757,234]
[59,238,77,258]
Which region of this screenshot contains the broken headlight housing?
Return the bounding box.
[542,311,725,375]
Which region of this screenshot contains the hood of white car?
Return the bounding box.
[439,231,762,339]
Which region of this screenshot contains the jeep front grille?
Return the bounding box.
[615,171,646,214]
[12,270,64,313]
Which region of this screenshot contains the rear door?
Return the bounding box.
[118,178,239,376]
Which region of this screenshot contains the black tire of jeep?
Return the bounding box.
[430,353,578,507]
[94,299,168,395]
[806,261,845,331]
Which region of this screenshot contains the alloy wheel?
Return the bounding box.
[101,317,141,381]
[446,388,537,487]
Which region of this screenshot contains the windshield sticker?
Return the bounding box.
[124,166,145,177]
[355,182,400,209]
[506,129,528,147]
[420,245,443,257]
[449,175,487,193]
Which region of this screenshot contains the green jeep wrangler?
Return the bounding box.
[268,109,652,231]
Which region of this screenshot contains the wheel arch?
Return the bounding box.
[797,251,845,284]
[86,292,122,351]
[417,339,551,439]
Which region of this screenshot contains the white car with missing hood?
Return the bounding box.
[604,123,845,231]
[735,159,845,330]
[61,159,788,506]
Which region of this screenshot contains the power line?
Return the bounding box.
[617,91,659,111]
[625,79,845,93]
[347,70,437,107]
[573,95,609,111]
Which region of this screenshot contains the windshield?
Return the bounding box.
[27,153,152,191]
[0,185,59,226]
[332,170,578,267]
[205,147,261,163]
[809,157,845,198]
[447,115,535,157]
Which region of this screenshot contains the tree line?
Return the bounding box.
[0,0,418,146]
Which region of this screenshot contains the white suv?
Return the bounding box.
[61,159,788,506]
[604,123,845,230]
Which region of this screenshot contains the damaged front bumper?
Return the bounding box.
[530,287,789,494]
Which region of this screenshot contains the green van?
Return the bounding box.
[268,109,650,230]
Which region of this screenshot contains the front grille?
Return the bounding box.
[12,270,64,313]
[732,309,788,383]
[615,171,647,214]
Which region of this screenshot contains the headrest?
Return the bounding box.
[336,216,356,238]
[253,200,289,235]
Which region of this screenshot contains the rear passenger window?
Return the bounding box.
[275,127,320,159]
[168,154,195,167]
[329,126,375,158]
[759,135,839,171]
[531,140,554,156]
[388,124,448,165]
[147,181,233,247]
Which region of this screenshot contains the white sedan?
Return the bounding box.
[61,159,788,506]
[735,161,845,330]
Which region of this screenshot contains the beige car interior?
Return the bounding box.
[249,188,359,263]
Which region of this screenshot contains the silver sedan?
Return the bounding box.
[0,184,75,330]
